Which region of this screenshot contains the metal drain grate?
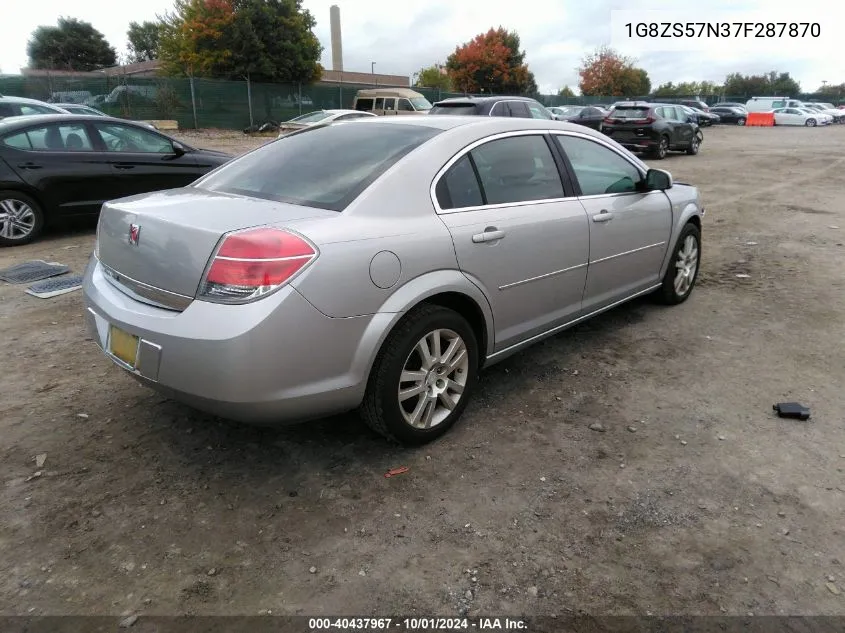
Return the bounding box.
[0,260,69,284]
[26,275,83,299]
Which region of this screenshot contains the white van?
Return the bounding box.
[352,88,432,115]
[745,97,804,112]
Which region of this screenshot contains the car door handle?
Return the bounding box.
[592,211,614,223]
[472,229,506,243]
[17,162,42,170]
[114,163,135,170]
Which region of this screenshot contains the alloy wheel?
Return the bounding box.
[398,328,469,429]
[674,234,699,297]
[0,198,36,240]
[657,137,668,159]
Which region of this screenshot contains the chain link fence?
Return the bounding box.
[1,73,840,130]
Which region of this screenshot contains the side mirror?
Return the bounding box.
[645,168,672,191]
[172,141,186,156]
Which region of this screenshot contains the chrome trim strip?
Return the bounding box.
[100,261,193,312]
[590,241,667,265]
[486,283,663,361]
[214,254,313,263]
[499,262,588,291]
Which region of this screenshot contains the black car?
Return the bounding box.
[0,114,232,245]
[602,102,702,159]
[555,105,608,130]
[713,102,747,110]
[428,96,555,120]
[679,99,710,112]
[709,106,748,126]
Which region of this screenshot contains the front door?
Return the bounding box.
[553,133,673,312]
[89,121,203,197]
[434,132,590,351]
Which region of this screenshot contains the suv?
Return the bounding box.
[0,95,69,119]
[602,102,701,159]
[679,99,710,112]
[428,96,554,120]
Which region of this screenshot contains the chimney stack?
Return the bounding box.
[330,5,343,72]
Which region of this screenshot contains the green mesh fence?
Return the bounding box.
[1,73,840,130]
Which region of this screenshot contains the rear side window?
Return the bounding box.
[528,104,553,120]
[355,98,374,111]
[11,123,95,151]
[435,155,484,210]
[374,98,385,110]
[469,135,563,204]
[429,104,479,115]
[197,123,440,212]
[507,101,531,118]
[2,131,32,149]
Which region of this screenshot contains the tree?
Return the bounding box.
[577,46,650,97]
[414,64,451,91]
[445,27,537,94]
[653,80,722,97]
[158,0,322,83]
[27,17,117,71]
[557,85,575,97]
[723,71,800,97]
[818,82,845,96]
[127,21,164,62]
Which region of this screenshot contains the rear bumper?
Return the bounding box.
[82,255,392,425]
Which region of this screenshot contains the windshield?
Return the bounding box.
[195,123,441,212]
[410,97,433,111]
[429,104,478,115]
[288,111,332,124]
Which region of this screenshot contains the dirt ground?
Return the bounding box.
[2,125,844,619]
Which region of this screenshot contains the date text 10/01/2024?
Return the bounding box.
[308,618,528,630]
[623,22,821,38]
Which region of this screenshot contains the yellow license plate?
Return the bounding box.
[109,325,139,367]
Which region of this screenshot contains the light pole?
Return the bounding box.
[371,62,377,87]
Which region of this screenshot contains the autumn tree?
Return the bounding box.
[127,21,164,62]
[723,71,800,97]
[158,0,235,77]
[577,46,650,97]
[446,27,537,95]
[27,17,117,71]
[415,64,452,91]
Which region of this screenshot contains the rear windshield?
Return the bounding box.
[429,104,479,115]
[195,122,440,211]
[609,107,651,119]
[288,111,332,123]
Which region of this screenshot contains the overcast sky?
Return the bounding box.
[0,0,836,94]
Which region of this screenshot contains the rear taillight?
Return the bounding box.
[603,116,614,124]
[198,227,317,303]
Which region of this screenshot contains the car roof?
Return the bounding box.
[433,95,539,106]
[0,95,62,106]
[0,113,160,132]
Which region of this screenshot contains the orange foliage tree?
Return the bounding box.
[578,46,651,97]
[446,27,537,95]
[159,0,235,76]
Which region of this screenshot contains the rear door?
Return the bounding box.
[90,121,205,197]
[2,121,117,215]
[553,133,673,311]
[663,106,694,147]
[434,132,590,350]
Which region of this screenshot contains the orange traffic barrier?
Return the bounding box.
[746,112,774,126]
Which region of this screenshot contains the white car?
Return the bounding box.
[772,107,826,127]
[277,109,377,137]
[801,103,843,123]
[797,108,832,125]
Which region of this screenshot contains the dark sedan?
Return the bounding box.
[555,105,609,130]
[709,106,748,126]
[0,114,231,245]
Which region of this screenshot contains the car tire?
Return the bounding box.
[0,190,45,246]
[686,135,701,155]
[651,135,669,160]
[654,223,701,305]
[361,304,479,445]
[806,119,816,127]
[737,117,746,126]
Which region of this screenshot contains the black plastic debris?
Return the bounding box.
[773,402,811,421]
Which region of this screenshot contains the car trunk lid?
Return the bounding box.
[96,187,334,306]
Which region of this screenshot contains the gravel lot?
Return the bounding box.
[2,125,844,618]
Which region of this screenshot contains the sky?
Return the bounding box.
[0,0,837,95]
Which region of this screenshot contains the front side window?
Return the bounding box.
[469,135,564,205]
[94,123,173,153]
[397,99,414,112]
[435,155,484,210]
[374,98,385,110]
[556,135,641,196]
[196,122,440,212]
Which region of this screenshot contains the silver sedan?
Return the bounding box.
[83,116,704,445]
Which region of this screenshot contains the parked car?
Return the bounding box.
[82,116,704,445]
[709,106,747,126]
[713,102,747,110]
[682,106,720,127]
[54,103,159,130]
[772,107,824,126]
[798,107,832,125]
[0,114,232,245]
[679,99,710,112]
[0,95,70,119]
[745,97,804,112]
[547,106,578,119]
[429,96,554,120]
[602,102,702,159]
[801,103,844,123]
[553,105,608,130]
[277,109,377,137]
